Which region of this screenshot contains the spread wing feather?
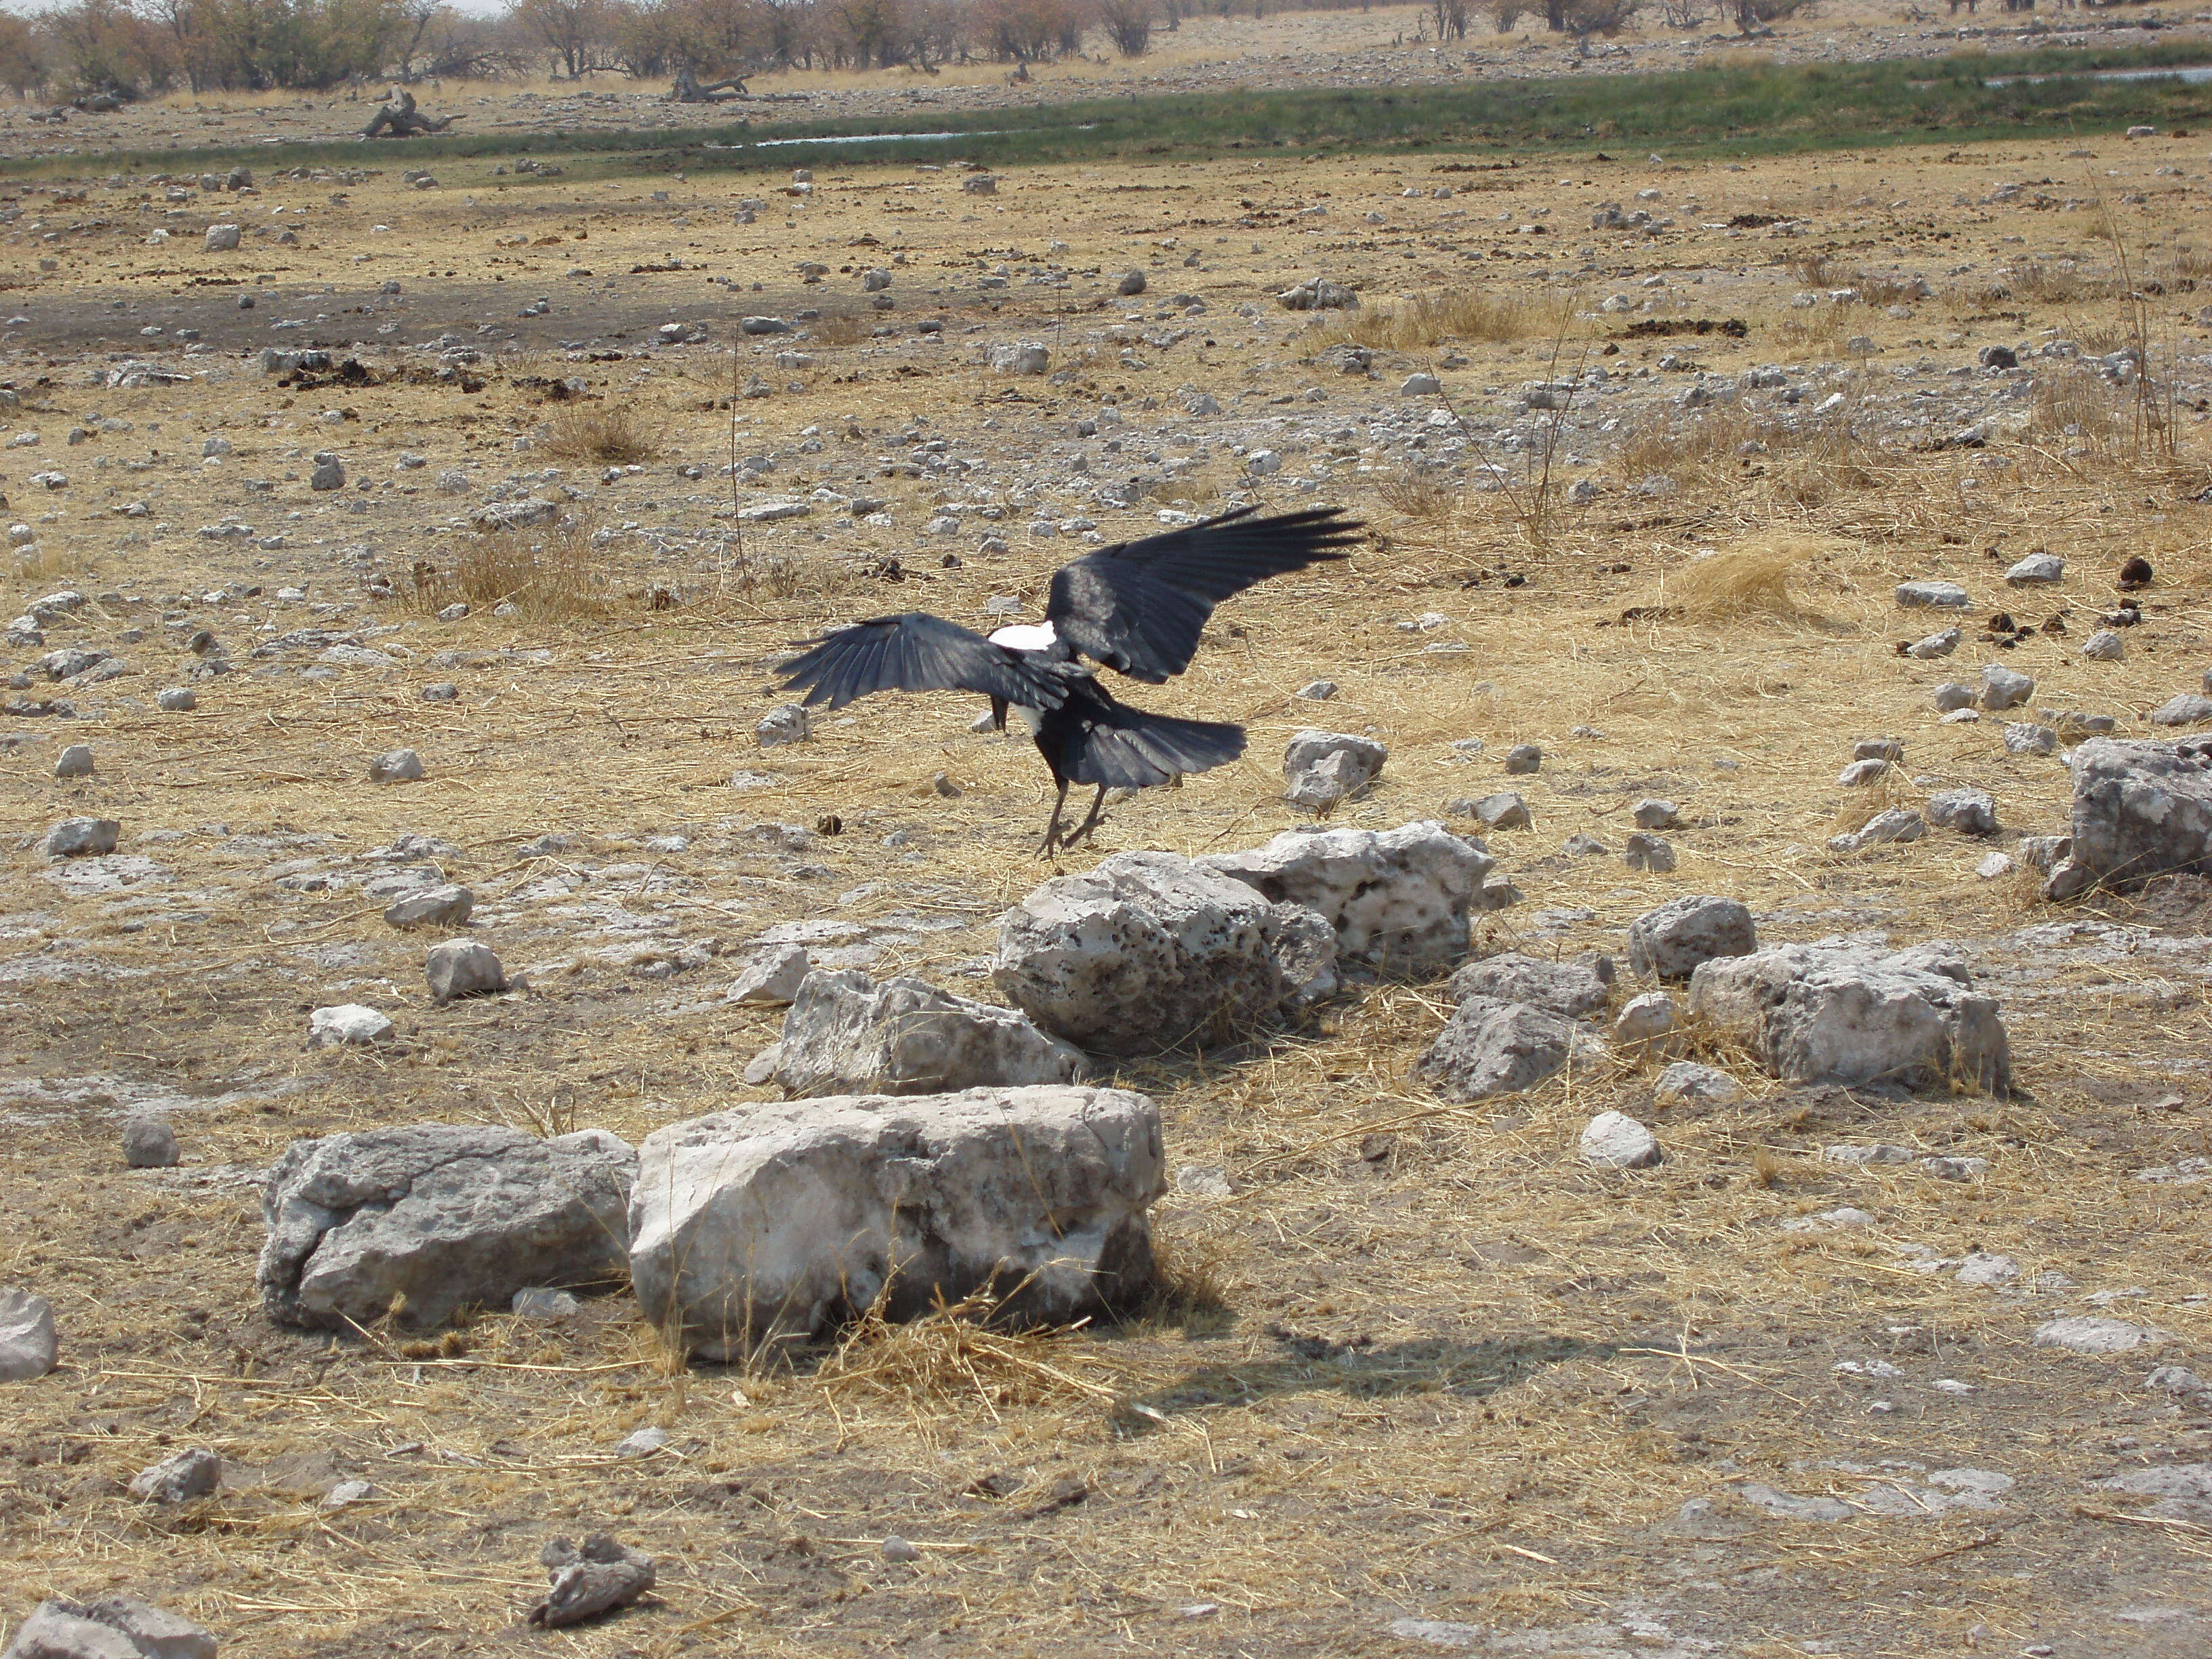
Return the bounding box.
[1046,505,1363,683]
[1041,677,1246,790]
[775,612,1066,712]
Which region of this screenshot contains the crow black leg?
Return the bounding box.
[1038,777,1072,858]
[1064,784,1111,849]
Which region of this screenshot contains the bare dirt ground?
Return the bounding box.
[5,0,2210,162]
[3,85,2212,1659]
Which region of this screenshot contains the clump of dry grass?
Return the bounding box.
[810,1286,1128,1417]
[1321,287,1572,351]
[1618,399,1876,508]
[410,523,615,621]
[1661,533,1824,619]
[541,401,662,466]
[1374,466,1458,519]
[808,312,872,348]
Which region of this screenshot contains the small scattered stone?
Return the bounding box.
[1580,1110,1662,1169]
[1907,628,1961,659]
[756,703,811,747]
[1653,1061,1740,1105]
[129,1446,222,1504]
[1933,682,1976,714]
[1115,269,1147,296]
[1631,798,1680,830]
[1897,581,1971,609]
[2147,1366,2207,1393]
[2081,629,2125,662]
[308,451,344,491]
[0,1287,59,1383]
[1837,758,1891,787]
[1562,832,1609,857]
[727,945,811,1006]
[156,687,197,712]
[2003,722,2057,757]
[2032,1315,2171,1355]
[384,884,474,930]
[881,1535,922,1563]
[1623,832,1676,872]
[1471,792,1530,830]
[369,747,424,783]
[45,817,119,859]
[1612,990,1679,1054]
[529,1534,657,1629]
[1296,680,1338,701]
[2149,692,2212,727]
[615,1426,669,1459]
[1925,788,1997,834]
[53,743,93,779]
[1980,663,2034,711]
[1626,894,1755,981]
[2003,552,2064,586]
[512,1287,581,1319]
[308,1004,394,1047]
[122,1115,178,1168]
[426,940,506,1004]
[1502,743,1542,775]
[323,1479,374,1509]
[421,681,458,703]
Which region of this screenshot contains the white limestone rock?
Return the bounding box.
[258,1124,634,1330]
[1412,996,1605,1102]
[994,851,1335,1052]
[1626,895,1757,982]
[1446,950,1612,1018]
[1282,729,1387,812]
[1202,819,1491,977]
[1689,938,2010,1094]
[2045,737,2212,899]
[773,970,1086,1097]
[1580,1111,1662,1169]
[628,1085,1164,1359]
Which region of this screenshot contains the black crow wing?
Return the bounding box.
[1041,677,1246,790]
[775,612,1066,712]
[1046,505,1363,683]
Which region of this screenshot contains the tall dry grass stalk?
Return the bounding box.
[411,523,615,621]
[541,402,663,467]
[1321,287,1573,352]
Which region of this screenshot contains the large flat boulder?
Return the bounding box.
[259,1124,635,1330]
[1689,939,2009,1094]
[2044,737,2212,899]
[994,851,1334,1052]
[628,1086,1164,1360]
[1201,820,1492,977]
[774,970,1085,1097]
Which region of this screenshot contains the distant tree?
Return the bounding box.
[510,0,613,75]
[1733,0,1810,30]
[1559,0,1637,37]
[0,10,44,94]
[41,0,178,97]
[1430,0,1468,37]
[1491,0,1523,26]
[1099,0,1151,55]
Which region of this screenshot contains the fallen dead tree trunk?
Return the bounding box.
[363,87,462,138]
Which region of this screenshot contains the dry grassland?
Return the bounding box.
[1,112,2211,1659]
